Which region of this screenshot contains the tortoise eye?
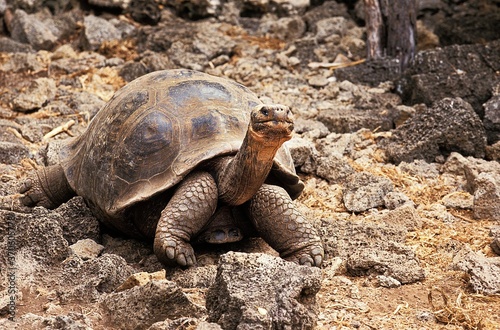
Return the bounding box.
[260,108,269,116]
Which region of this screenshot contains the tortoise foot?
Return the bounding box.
[154,235,196,267]
[284,245,324,267]
[19,165,75,209]
[19,177,58,209]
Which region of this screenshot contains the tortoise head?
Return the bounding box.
[249,104,294,144]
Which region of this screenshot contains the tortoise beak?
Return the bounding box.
[250,104,294,138]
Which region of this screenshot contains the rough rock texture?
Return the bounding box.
[57,254,135,303]
[9,9,58,50]
[382,97,487,164]
[11,78,57,112]
[80,15,122,51]
[102,280,205,330]
[342,171,394,212]
[54,197,101,245]
[452,246,500,295]
[398,40,500,118]
[0,208,69,266]
[320,219,425,284]
[69,238,104,260]
[483,94,500,144]
[206,252,322,330]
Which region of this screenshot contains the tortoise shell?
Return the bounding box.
[59,69,303,221]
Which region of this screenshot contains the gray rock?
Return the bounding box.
[0,52,46,72]
[0,36,33,53]
[398,159,440,179]
[315,17,347,42]
[441,192,474,210]
[285,136,316,169]
[1,208,69,266]
[315,154,355,185]
[384,191,415,210]
[317,105,396,135]
[12,78,57,112]
[58,254,134,303]
[303,1,349,33]
[320,219,425,284]
[102,235,154,265]
[293,118,330,138]
[491,227,500,256]
[69,239,104,260]
[452,245,500,295]
[80,15,122,51]
[376,275,401,288]
[68,91,106,120]
[472,172,500,221]
[54,197,101,245]
[486,140,500,161]
[369,204,422,231]
[400,40,500,116]
[147,318,222,330]
[0,142,29,165]
[10,9,58,50]
[89,0,131,9]
[483,94,500,144]
[0,312,93,330]
[168,265,217,288]
[206,252,321,330]
[258,16,306,42]
[102,280,205,330]
[381,98,487,164]
[343,171,394,212]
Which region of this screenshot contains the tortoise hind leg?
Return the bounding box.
[246,184,324,267]
[19,164,76,209]
[154,171,218,267]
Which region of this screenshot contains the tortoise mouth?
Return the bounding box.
[250,104,294,139]
[251,119,294,139]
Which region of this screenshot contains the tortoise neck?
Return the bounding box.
[214,131,287,206]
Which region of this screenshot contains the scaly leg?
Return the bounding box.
[19,164,75,209]
[247,184,324,267]
[154,171,218,267]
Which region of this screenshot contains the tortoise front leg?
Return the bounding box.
[19,164,75,209]
[246,184,324,267]
[154,171,218,267]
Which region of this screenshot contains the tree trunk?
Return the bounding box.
[364,0,417,72]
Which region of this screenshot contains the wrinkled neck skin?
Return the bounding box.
[211,129,289,206]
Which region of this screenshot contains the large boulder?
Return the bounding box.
[206,252,322,329]
[381,97,487,164]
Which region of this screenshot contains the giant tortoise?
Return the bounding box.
[20,69,324,267]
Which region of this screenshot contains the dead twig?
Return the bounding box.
[43,119,75,142]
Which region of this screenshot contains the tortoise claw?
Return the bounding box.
[285,245,324,268]
[154,235,196,267]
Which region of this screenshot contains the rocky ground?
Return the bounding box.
[0,0,500,329]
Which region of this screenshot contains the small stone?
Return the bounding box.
[343,171,394,212]
[452,245,500,295]
[69,239,104,260]
[384,191,415,210]
[80,15,122,51]
[102,280,205,330]
[10,9,58,50]
[441,191,474,210]
[116,270,166,291]
[376,275,401,288]
[12,78,57,112]
[308,74,329,87]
